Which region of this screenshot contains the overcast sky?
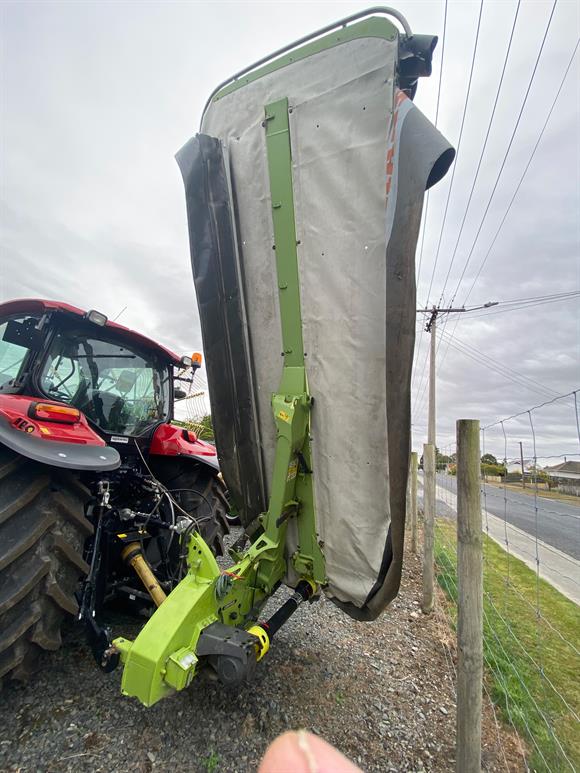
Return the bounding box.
[1,0,578,461]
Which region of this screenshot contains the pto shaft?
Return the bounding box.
[121,543,167,607]
[263,579,315,639]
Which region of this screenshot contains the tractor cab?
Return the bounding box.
[0,298,218,474]
[37,322,170,437]
[0,299,190,442]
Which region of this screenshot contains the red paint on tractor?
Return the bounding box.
[149,423,218,459]
[0,394,106,446]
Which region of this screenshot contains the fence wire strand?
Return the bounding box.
[422,392,580,771]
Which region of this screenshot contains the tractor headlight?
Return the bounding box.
[86,309,108,326]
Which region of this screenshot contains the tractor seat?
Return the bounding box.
[81,390,128,433]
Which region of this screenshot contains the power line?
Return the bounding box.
[413,302,496,421]
[413,313,559,419]
[413,1,569,421]
[417,301,498,313]
[424,0,484,308]
[413,0,448,391]
[439,328,558,396]
[438,328,560,398]
[412,290,564,413]
[416,0,448,291]
[435,0,562,377]
[462,37,580,305]
[436,0,521,307]
[482,291,580,306]
[415,0,488,406]
[461,292,580,320]
[428,293,579,411]
[447,0,559,306]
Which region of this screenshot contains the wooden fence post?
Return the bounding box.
[410,452,418,554]
[456,419,483,773]
[422,443,435,613]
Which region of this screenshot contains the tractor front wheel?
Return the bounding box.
[0,446,92,683]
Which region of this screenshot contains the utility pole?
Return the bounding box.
[418,301,498,467]
[428,311,437,449]
[519,441,526,489]
[422,443,435,613]
[409,452,418,554]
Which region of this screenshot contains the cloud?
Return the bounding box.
[0,1,578,463]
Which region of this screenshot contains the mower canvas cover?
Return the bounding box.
[177,18,454,619]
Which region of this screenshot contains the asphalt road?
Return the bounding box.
[431,473,580,561]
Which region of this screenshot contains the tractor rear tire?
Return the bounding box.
[0,446,92,683]
[151,459,230,556]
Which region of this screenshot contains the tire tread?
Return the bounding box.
[0,446,90,683]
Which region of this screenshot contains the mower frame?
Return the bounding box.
[114,9,417,705]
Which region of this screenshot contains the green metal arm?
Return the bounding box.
[113,97,325,706]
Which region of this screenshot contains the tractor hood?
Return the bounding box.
[177,11,454,619]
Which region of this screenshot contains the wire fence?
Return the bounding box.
[419,392,580,771]
[173,368,213,438]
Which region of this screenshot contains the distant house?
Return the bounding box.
[506,460,534,474]
[543,461,580,481]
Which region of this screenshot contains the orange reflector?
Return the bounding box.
[30,402,81,424]
[192,352,203,367]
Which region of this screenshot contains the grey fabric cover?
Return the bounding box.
[177,34,454,619]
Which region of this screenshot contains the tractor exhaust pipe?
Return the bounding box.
[121,543,167,607]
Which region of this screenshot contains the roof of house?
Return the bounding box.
[543,461,580,474]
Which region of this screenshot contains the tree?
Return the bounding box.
[172,414,215,441]
[196,414,214,441]
[436,447,452,469]
[419,446,452,469]
[481,453,498,465]
[481,462,506,478]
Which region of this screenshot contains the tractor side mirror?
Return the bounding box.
[174,388,187,400]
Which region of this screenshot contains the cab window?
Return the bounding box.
[39,329,169,436]
[0,315,41,390]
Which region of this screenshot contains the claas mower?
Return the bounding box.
[0,8,454,706]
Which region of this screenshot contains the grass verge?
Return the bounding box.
[435,518,580,772]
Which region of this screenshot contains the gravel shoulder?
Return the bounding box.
[0,539,524,772]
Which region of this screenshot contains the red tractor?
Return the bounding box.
[0,298,229,680]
